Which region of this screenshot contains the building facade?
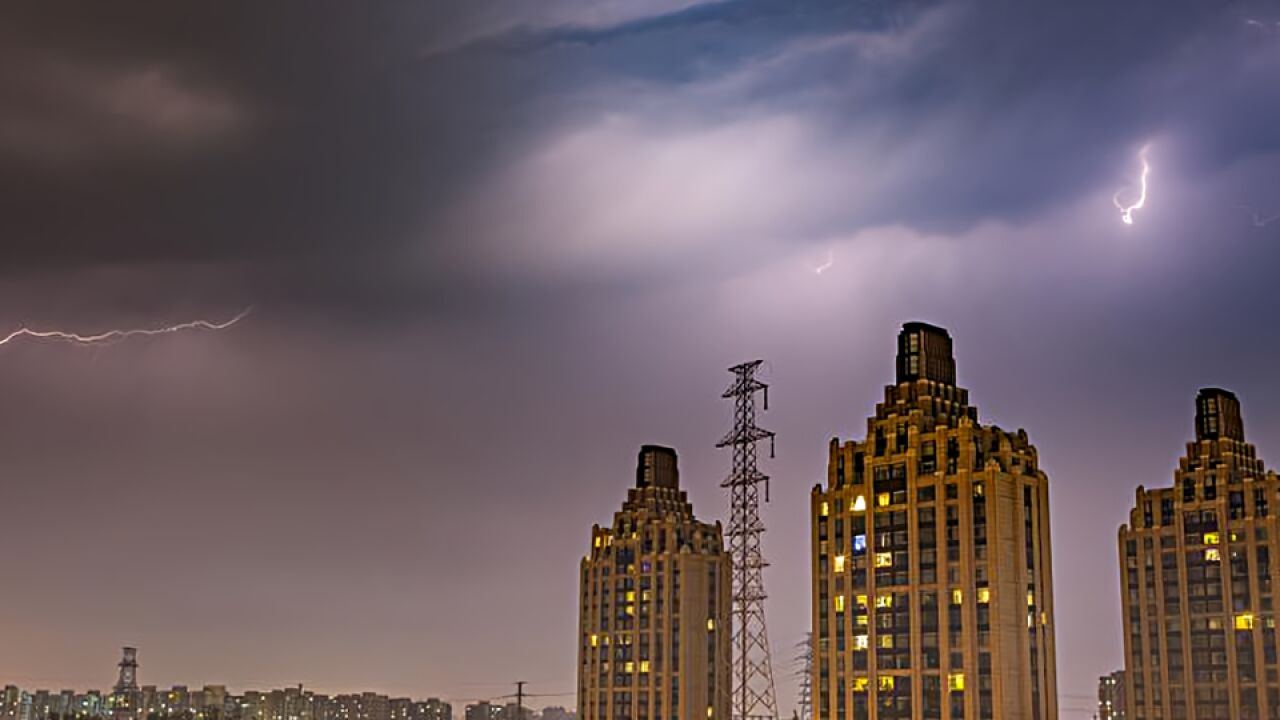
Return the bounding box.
[1119,388,1280,720]
[810,322,1058,719]
[577,445,731,720]
[1098,670,1125,720]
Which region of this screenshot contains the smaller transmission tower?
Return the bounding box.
[793,635,813,720]
[110,647,139,720]
[717,360,778,720]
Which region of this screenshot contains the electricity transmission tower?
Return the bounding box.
[717,360,778,720]
[794,635,813,720]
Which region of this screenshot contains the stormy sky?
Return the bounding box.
[2,1,1280,716]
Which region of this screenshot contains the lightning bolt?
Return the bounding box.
[1113,144,1151,226]
[0,307,251,347]
[814,248,835,274]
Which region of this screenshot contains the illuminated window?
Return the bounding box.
[1204,532,1220,545]
[973,482,984,497]
[878,635,894,648]
[625,605,635,616]
[706,707,713,718]
[1027,591,1035,607]
[852,677,868,692]
[854,634,869,650]
[1205,548,1221,563]
[951,589,963,605]
[856,594,868,607]
[878,676,895,691]
[639,660,650,673]
[853,534,867,554]
[594,536,602,548]
[977,588,990,604]
[1236,613,1255,630]
[835,595,846,613]
[821,502,829,517]
[834,555,847,573]
[853,495,867,512]
[624,662,634,673]
[877,493,891,508]
[707,618,715,631]
[626,591,636,602]
[1208,617,1223,630]
[876,593,893,609]
[875,552,893,568]
[590,634,599,647]
[949,673,965,691]
[856,614,868,627]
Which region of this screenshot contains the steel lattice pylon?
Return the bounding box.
[717,360,778,720]
[793,634,813,720]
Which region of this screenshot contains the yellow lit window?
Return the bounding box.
[853,495,867,512]
[707,618,715,631]
[878,635,894,649]
[639,660,650,673]
[856,594,868,607]
[594,536,602,548]
[1205,548,1221,563]
[625,605,635,616]
[624,661,634,673]
[590,634,599,647]
[853,634,868,650]
[1236,613,1255,630]
[875,552,893,568]
[1204,531,1220,545]
[878,676,895,691]
[820,501,830,517]
[856,614,868,627]
[1027,591,1035,607]
[835,595,846,613]
[852,677,868,692]
[626,590,636,602]
[973,482,984,497]
[951,589,963,605]
[641,590,652,601]
[977,587,990,604]
[877,493,891,508]
[876,593,893,609]
[1040,611,1049,626]
[834,554,847,573]
[706,707,713,718]
[949,673,965,691]
[1208,617,1223,630]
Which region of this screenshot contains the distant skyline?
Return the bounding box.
[3,2,1280,719]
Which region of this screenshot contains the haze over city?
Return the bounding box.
[3,1,1280,719]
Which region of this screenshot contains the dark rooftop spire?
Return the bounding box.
[636,445,680,489]
[896,321,956,385]
[1195,388,1245,442]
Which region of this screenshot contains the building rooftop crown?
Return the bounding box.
[896,321,956,385]
[636,445,679,490]
[1195,387,1244,442]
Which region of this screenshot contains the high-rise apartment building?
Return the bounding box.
[1119,388,1280,719]
[577,445,731,720]
[810,322,1058,719]
[1098,670,1125,720]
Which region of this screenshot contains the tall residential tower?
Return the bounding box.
[1119,388,1280,719]
[578,445,731,720]
[810,322,1058,719]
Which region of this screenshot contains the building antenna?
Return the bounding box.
[717,360,779,720]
